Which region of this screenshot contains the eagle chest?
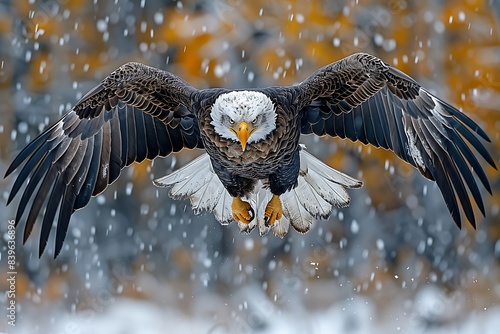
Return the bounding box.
[199,106,299,178]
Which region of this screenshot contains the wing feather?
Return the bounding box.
[94,120,111,195]
[40,174,65,255]
[17,151,53,238]
[143,111,160,159]
[108,113,123,184]
[134,105,148,162]
[5,62,203,257]
[296,52,496,228]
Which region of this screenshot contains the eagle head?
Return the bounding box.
[210,91,276,151]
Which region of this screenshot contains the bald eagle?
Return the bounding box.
[5,53,496,257]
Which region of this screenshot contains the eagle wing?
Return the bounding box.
[5,62,202,257]
[296,53,496,229]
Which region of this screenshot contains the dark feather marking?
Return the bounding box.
[359,100,377,146]
[134,107,148,162]
[108,111,123,184]
[15,150,54,232]
[342,106,357,141]
[125,104,137,166]
[154,118,173,156]
[55,185,78,258]
[451,129,492,194]
[372,90,393,148]
[438,98,491,142]
[143,113,160,159]
[24,156,60,243]
[118,105,129,166]
[428,155,461,227]
[440,149,476,227]
[39,173,64,256]
[63,138,87,185]
[333,107,346,138]
[323,112,335,137]
[94,120,111,195]
[449,118,496,168]
[55,138,81,172]
[8,141,56,205]
[54,137,94,257]
[366,95,388,148]
[53,139,73,162]
[62,112,79,131]
[445,135,485,216]
[5,126,53,177]
[75,131,101,209]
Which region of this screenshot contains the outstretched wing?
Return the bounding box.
[5,62,203,257]
[297,52,496,229]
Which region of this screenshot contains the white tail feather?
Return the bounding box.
[153,146,362,237]
[281,187,313,233]
[212,189,233,225]
[153,154,233,223]
[300,148,362,188]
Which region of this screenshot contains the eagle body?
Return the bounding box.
[196,88,302,197]
[5,52,496,257]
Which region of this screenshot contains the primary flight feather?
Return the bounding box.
[5,53,496,257]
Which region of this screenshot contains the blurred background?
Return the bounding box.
[0,0,499,333]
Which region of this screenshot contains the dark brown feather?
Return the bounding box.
[296,52,496,229]
[5,63,203,257]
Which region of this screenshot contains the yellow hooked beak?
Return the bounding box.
[232,121,255,151]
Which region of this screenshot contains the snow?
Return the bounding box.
[1,0,499,333]
[9,286,500,334]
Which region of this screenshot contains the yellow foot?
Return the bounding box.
[232,197,254,224]
[264,195,283,226]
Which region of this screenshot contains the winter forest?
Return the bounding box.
[0,0,499,333]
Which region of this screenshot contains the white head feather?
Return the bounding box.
[210,91,276,144]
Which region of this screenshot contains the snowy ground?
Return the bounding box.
[8,294,500,334]
[3,275,500,334]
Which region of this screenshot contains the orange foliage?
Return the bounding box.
[26,52,53,91]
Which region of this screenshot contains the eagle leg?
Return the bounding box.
[264,194,283,227]
[232,197,254,224]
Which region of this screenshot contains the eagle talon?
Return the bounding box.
[264,195,283,226]
[232,197,253,224]
[248,206,255,222]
